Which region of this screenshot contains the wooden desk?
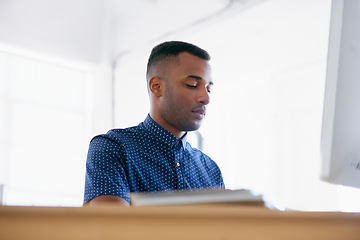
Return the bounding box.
[0,204,360,240]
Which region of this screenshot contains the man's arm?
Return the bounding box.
[84,195,129,206]
[84,135,131,205]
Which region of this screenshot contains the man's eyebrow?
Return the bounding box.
[187,75,203,80]
[187,75,214,85]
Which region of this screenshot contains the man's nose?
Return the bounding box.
[198,87,210,105]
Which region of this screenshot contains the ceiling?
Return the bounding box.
[0,0,264,64]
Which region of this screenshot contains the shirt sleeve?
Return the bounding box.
[83,135,130,203]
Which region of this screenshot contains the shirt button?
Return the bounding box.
[176,162,180,167]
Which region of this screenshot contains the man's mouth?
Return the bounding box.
[191,107,206,119]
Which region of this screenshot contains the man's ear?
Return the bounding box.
[148,77,163,97]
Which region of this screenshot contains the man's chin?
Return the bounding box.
[182,122,202,132]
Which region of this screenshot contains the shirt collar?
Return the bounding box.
[141,114,187,148]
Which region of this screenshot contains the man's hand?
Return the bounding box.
[84,195,129,207]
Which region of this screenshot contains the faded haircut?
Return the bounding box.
[146,41,210,81]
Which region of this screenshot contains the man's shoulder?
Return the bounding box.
[107,125,139,136]
[100,125,147,142]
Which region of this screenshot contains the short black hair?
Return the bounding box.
[146,41,210,78]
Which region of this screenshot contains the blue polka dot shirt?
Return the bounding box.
[84,115,224,204]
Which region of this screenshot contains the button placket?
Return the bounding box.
[174,141,185,189]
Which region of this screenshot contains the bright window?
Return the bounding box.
[0,47,94,206]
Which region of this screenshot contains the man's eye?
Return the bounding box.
[186,84,197,89]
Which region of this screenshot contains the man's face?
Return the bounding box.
[159,52,212,135]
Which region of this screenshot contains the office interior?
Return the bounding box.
[0,0,359,212]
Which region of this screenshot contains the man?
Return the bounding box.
[84,41,224,206]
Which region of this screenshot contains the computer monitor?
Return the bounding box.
[320,0,360,189]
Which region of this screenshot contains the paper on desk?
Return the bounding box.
[130,188,264,206]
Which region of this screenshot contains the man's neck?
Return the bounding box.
[148,113,186,139]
